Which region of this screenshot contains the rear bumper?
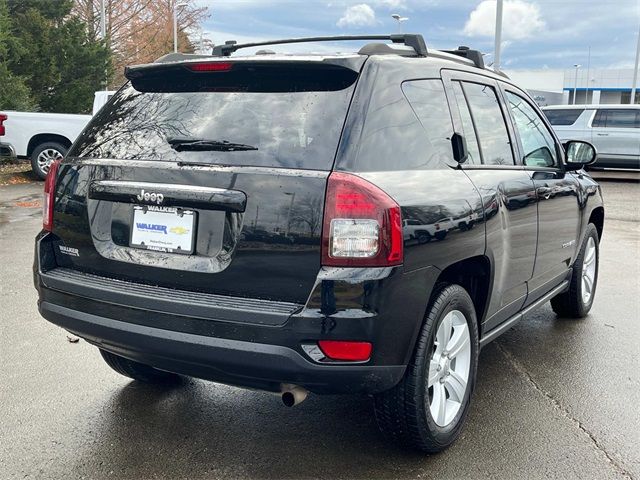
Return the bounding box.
[39,300,404,394]
[34,230,438,394]
[0,142,16,159]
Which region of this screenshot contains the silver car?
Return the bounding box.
[542,104,640,170]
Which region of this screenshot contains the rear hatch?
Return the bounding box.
[49,56,364,306]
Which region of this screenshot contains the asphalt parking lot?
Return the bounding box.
[1,176,638,480]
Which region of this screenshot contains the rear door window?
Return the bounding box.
[460,82,515,166]
[543,109,584,126]
[592,109,640,128]
[69,63,359,170]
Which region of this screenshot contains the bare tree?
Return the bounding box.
[287,195,323,237]
[73,0,209,87]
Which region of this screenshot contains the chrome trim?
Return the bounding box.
[479,280,569,347]
[64,158,329,178]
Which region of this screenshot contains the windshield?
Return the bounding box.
[69,65,358,170]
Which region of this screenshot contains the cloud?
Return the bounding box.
[337,4,377,28]
[463,0,545,40]
[374,0,407,9]
[204,29,347,54]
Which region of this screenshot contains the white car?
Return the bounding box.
[402,217,456,243]
[542,104,640,170]
[0,91,114,179]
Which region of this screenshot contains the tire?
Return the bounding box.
[99,349,182,384]
[374,284,479,452]
[551,223,599,318]
[417,231,432,244]
[30,142,67,180]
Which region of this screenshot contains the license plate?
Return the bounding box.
[130,206,196,254]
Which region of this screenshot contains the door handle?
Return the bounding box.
[537,186,552,200]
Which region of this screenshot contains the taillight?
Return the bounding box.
[42,160,61,232]
[318,340,372,362]
[187,62,233,72]
[321,172,403,267]
[0,113,7,136]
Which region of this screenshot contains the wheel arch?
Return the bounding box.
[27,134,72,157]
[435,255,492,325]
[588,206,604,242]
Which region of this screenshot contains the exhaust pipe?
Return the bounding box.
[281,384,308,407]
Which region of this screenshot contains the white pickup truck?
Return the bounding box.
[0,91,114,179]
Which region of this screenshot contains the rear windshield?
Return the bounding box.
[542,108,584,126]
[68,63,358,170]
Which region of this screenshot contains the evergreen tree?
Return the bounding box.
[0,0,35,110]
[1,0,111,113]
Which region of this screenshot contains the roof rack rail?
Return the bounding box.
[211,34,428,57]
[441,46,485,69]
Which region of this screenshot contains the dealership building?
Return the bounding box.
[505,68,639,106]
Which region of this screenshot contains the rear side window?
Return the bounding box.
[592,109,640,128]
[460,82,515,166]
[543,109,584,125]
[401,79,455,166]
[69,63,358,170]
[347,76,455,172]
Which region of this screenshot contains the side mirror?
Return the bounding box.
[451,132,468,163]
[564,140,597,171]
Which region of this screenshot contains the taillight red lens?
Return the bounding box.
[42,160,61,232]
[318,340,372,362]
[0,113,7,136]
[321,172,403,267]
[187,62,233,72]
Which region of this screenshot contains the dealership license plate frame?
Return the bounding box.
[130,205,196,255]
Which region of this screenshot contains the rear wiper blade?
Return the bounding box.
[168,137,258,152]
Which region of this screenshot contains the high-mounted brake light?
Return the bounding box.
[42,160,61,232]
[321,172,403,267]
[0,113,7,136]
[187,62,234,72]
[318,340,372,362]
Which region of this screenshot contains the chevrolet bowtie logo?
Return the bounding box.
[169,226,190,235]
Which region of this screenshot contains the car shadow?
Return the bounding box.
[70,307,594,479]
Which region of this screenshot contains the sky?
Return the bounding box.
[193,0,640,70]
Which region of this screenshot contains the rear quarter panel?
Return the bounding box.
[332,57,486,360]
[547,109,594,144]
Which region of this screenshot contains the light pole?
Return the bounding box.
[391,14,409,33]
[494,0,504,71]
[173,2,188,53]
[100,0,107,91]
[100,0,106,40]
[631,23,640,104]
[586,46,591,103]
[284,192,296,237]
[573,64,581,105]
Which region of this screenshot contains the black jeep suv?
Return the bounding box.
[34,34,604,452]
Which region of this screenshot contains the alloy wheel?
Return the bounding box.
[37,148,64,175]
[581,237,597,304]
[427,310,471,427]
